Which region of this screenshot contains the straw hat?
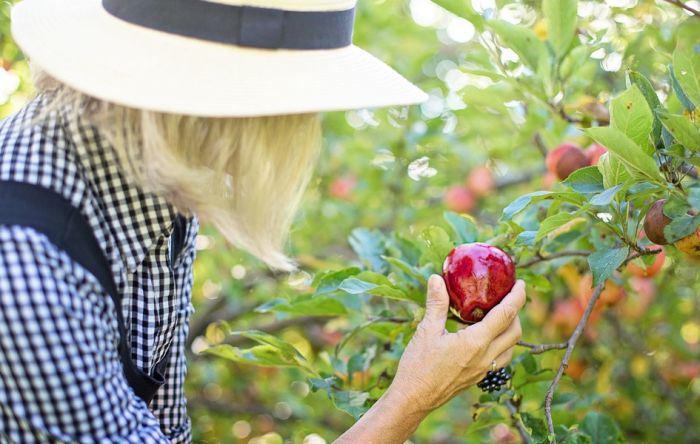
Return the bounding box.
[11,0,428,117]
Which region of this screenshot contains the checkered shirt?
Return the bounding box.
[0,95,198,443]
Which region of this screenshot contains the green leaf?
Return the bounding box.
[656,110,700,151]
[206,344,309,370]
[228,330,306,360]
[519,352,538,374]
[337,277,377,294]
[314,267,361,294]
[590,185,624,206]
[664,214,700,243]
[349,228,387,273]
[431,0,484,30]
[670,63,696,111]
[522,413,549,444]
[563,166,604,193]
[543,0,577,59]
[489,19,546,70]
[689,186,700,211]
[502,191,553,220]
[628,70,663,145]
[444,211,478,243]
[383,256,426,284]
[587,247,629,287]
[580,412,623,444]
[271,295,348,316]
[597,152,633,189]
[673,28,700,108]
[586,127,663,182]
[367,285,413,302]
[330,390,370,419]
[536,212,578,242]
[610,84,654,148]
[419,226,454,269]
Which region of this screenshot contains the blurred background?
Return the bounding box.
[1,0,699,443]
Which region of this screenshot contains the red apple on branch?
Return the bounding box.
[442,243,516,323]
[546,143,590,180]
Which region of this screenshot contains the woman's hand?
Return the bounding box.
[335,275,526,444]
[390,275,525,412]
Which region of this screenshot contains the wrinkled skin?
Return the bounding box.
[442,243,516,323]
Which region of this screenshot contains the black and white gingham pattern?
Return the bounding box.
[0,96,198,443]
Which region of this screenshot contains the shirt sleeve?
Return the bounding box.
[0,226,170,444]
[150,217,198,443]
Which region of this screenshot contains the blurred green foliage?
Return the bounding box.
[2,0,699,443]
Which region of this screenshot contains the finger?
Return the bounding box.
[417,274,450,337]
[486,316,522,358]
[463,280,526,341]
[493,347,514,369]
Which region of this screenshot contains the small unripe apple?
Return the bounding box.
[444,185,476,213]
[442,243,516,323]
[585,143,607,166]
[643,199,672,245]
[627,246,666,277]
[465,166,495,197]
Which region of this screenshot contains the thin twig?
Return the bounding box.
[662,0,700,17]
[532,133,549,158]
[520,250,591,268]
[505,398,532,444]
[621,247,662,267]
[543,283,605,442]
[517,340,569,354]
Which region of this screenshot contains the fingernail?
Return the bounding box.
[429,275,441,291]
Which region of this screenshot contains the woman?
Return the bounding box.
[0,0,525,442]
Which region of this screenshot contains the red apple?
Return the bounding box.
[444,185,476,213]
[329,175,357,200]
[643,199,672,245]
[546,143,590,180]
[442,243,516,323]
[627,246,665,277]
[465,166,495,197]
[551,298,584,336]
[578,273,625,307]
[585,143,607,165]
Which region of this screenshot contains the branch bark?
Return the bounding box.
[519,250,590,268]
[543,283,605,442]
[517,340,568,354]
[505,398,532,444]
[662,0,700,17]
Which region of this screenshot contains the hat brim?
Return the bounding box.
[12,0,428,117]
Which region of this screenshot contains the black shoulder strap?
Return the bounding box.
[0,180,168,405]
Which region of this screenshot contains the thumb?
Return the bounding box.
[419,274,450,336]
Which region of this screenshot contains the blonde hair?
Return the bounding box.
[33,71,322,271]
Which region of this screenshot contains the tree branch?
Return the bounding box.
[517,340,569,354]
[544,283,605,442]
[662,0,700,17]
[505,398,532,444]
[519,250,590,268]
